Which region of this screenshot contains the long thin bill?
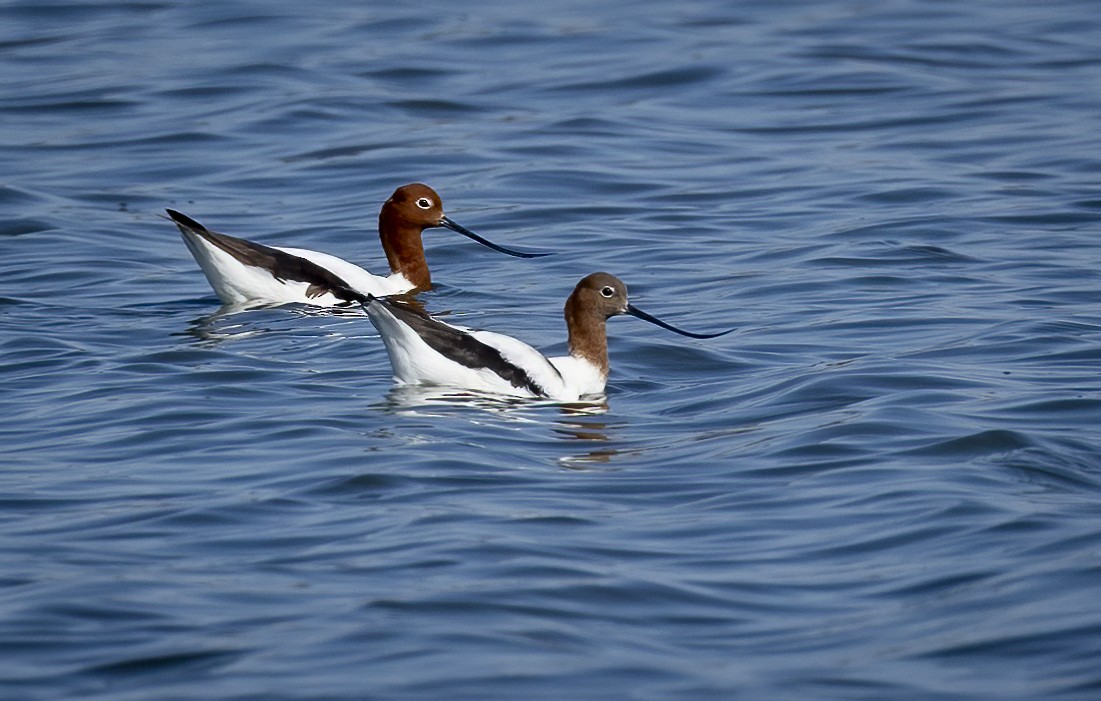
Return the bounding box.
[440,216,551,258]
[626,303,734,339]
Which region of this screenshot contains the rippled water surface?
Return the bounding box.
[3,1,1101,698]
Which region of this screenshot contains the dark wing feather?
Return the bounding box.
[167,209,366,305]
[381,298,548,397]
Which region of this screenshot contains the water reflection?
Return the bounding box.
[553,411,627,468]
[179,307,272,344]
[377,384,611,417]
[376,385,629,468]
[552,408,611,441]
[178,303,367,345]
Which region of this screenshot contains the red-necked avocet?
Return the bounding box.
[168,183,547,308]
[363,272,734,402]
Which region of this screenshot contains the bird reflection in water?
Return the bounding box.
[552,405,627,469]
[178,301,373,345]
[179,307,272,344]
[378,384,542,414]
[379,386,626,469]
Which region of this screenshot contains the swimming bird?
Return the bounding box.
[169,183,546,307]
[364,272,733,402]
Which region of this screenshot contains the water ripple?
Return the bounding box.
[3,0,1101,699]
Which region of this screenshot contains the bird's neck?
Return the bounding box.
[565,298,609,378]
[379,210,431,290]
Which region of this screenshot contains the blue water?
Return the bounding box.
[3,0,1101,698]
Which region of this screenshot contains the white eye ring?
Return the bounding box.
[416,197,433,210]
[600,286,615,298]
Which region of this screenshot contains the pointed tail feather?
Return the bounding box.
[165,209,208,232]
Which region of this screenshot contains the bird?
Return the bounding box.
[364,272,733,402]
[168,183,547,308]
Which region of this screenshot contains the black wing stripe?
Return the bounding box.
[167,209,366,304]
[382,299,548,397]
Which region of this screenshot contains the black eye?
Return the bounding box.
[600,286,615,298]
[416,197,432,209]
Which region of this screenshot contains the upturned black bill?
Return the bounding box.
[626,303,734,339]
[440,216,551,258]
